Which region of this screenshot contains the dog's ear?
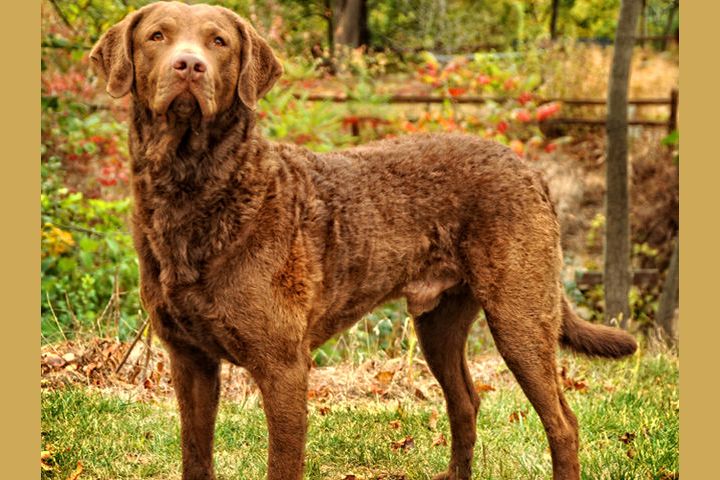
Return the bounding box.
[228,13,283,110]
[90,8,148,98]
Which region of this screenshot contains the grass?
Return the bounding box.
[41,350,678,479]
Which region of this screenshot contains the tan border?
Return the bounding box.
[1,1,40,478]
[12,1,701,478]
[680,1,716,478]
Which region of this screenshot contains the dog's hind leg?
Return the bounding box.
[482,291,580,480]
[413,288,482,480]
[167,344,221,480]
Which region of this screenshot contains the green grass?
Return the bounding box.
[41,352,678,479]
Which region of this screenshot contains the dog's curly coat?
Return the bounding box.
[91,2,637,479]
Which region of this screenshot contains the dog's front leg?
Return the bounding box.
[167,344,221,480]
[253,356,310,480]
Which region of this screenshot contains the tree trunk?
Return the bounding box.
[333,0,368,48]
[657,237,679,344]
[604,0,642,328]
[550,0,560,40]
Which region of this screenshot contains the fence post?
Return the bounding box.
[668,88,679,133]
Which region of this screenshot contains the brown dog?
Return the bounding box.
[90,2,637,479]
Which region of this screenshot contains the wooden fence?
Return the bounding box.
[294,88,679,135]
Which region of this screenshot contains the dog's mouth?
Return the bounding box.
[168,90,200,119]
[154,82,217,120]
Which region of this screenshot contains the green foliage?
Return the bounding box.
[41,188,140,342]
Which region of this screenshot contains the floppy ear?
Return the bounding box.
[232,15,283,110]
[90,10,145,98]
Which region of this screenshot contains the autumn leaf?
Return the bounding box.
[388,420,401,429]
[560,366,588,392]
[618,432,636,445]
[66,460,83,480]
[509,410,527,423]
[342,475,357,480]
[375,370,395,385]
[473,380,495,394]
[390,435,415,452]
[318,406,331,416]
[427,409,439,431]
[40,449,54,471]
[413,387,428,401]
[431,432,447,447]
[43,353,66,369]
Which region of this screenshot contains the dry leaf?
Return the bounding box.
[388,420,401,429]
[428,409,439,430]
[560,366,588,392]
[657,467,679,480]
[413,387,428,400]
[318,406,331,416]
[619,432,636,445]
[342,475,357,480]
[626,447,636,459]
[369,385,387,396]
[43,353,65,369]
[62,352,77,364]
[474,380,495,394]
[509,410,527,423]
[431,432,447,447]
[40,450,54,471]
[307,386,330,400]
[375,370,395,385]
[66,460,83,480]
[390,435,415,452]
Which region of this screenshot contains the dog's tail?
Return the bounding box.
[559,296,637,358]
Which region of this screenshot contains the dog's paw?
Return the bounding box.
[432,472,469,480]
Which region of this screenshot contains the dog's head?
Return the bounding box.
[90,1,283,119]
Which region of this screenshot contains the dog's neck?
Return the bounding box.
[129,97,260,180]
[128,98,273,288]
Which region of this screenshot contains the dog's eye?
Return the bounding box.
[150,31,164,42]
[214,36,226,47]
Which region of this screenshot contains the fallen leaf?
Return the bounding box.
[342,475,357,480]
[375,370,395,385]
[428,409,439,430]
[509,410,527,423]
[66,460,83,480]
[388,420,401,429]
[40,449,54,471]
[307,386,330,400]
[431,432,447,447]
[82,363,97,377]
[413,387,428,400]
[390,435,415,452]
[657,467,679,480]
[618,432,636,445]
[559,366,588,392]
[43,353,65,369]
[474,380,496,394]
[318,406,331,416]
[369,385,386,396]
[62,352,77,364]
[626,447,636,459]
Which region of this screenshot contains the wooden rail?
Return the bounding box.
[296,89,679,133]
[575,269,660,289]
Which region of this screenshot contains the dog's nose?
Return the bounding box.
[172,53,207,78]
